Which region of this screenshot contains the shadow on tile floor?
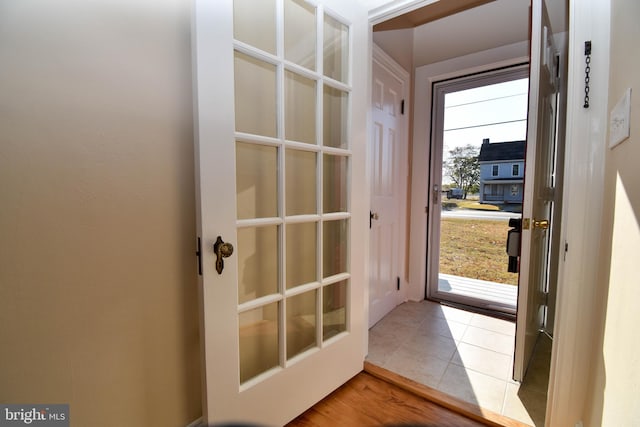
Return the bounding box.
[367,301,551,426]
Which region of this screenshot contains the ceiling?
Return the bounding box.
[372,0,567,67]
[373,0,496,31]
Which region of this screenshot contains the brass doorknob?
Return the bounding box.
[533,219,549,230]
[213,236,234,274]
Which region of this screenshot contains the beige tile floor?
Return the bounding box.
[367,300,551,426]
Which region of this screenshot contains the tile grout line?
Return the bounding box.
[369,301,539,426]
[449,359,512,383]
[499,378,510,416]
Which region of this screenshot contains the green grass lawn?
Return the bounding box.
[441,199,523,213]
[439,218,519,286]
[441,199,500,211]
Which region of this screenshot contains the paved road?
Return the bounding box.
[440,209,521,221]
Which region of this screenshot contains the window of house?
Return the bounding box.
[512,164,519,176]
[485,184,501,196]
[492,164,499,176]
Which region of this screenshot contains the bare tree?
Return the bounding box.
[444,145,480,199]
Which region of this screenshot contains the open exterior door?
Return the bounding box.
[514,0,559,381]
[192,1,368,425]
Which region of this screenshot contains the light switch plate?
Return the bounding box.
[609,88,631,149]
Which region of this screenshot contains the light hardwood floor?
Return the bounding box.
[287,371,486,427]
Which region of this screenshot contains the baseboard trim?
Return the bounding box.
[363,361,529,427]
[185,417,202,427]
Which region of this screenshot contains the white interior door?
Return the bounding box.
[192,1,368,425]
[369,46,408,328]
[514,0,559,381]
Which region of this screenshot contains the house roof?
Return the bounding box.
[478,140,526,162]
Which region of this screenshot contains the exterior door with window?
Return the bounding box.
[192,1,368,424]
[427,66,529,314]
[513,0,559,381]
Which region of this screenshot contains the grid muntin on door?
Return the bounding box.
[233,0,352,387]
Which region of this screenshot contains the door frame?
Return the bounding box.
[369,1,607,426]
[546,1,610,425]
[408,42,530,302]
[369,43,411,324]
[425,64,529,315]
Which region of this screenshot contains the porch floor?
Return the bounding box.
[438,273,518,309]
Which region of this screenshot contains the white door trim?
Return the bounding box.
[373,44,410,84]
[546,0,610,425]
[368,0,434,26]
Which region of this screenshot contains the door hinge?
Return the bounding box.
[401,99,405,115]
[397,276,400,290]
[196,237,203,276]
[563,241,569,261]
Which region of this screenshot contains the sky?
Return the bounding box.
[442,78,529,154]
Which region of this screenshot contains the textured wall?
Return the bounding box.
[0,1,201,425]
[586,0,640,425]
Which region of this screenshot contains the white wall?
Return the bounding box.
[546,0,611,425]
[0,1,201,425]
[372,28,414,71]
[582,0,640,425]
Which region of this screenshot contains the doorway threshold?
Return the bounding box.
[437,273,517,315]
[364,362,530,427]
[367,300,547,426]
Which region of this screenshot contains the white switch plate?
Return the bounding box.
[609,88,631,149]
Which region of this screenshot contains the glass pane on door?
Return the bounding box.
[323,154,347,213]
[286,149,317,215]
[286,290,317,359]
[286,222,317,289]
[237,225,279,304]
[239,303,279,383]
[323,86,348,148]
[234,52,277,137]
[323,219,348,278]
[234,0,276,54]
[233,0,351,386]
[236,142,278,220]
[323,280,347,340]
[284,0,316,70]
[285,70,317,144]
[323,14,348,82]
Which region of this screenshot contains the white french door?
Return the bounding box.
[513,0,560,381]
[192,0,368,425]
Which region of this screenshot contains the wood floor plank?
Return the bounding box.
[287,372,486,427]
